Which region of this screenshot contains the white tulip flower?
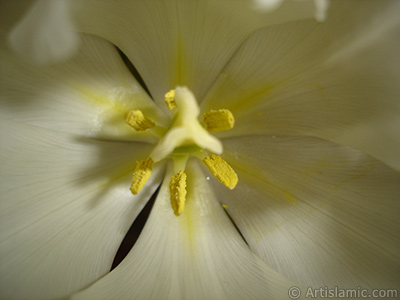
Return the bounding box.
[0,0,399,299]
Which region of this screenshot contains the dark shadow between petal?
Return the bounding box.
[222,203,249,246]
[111,185,161,270]
[117,47,153,99]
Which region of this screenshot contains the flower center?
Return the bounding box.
[125,86,237,216]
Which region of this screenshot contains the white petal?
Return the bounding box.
[252,0,284,12]
[1,33,167,142]
[0,120,165,299]
[313,0,329,22]
[72,0,316,107]
[8,0,79,65]
[201,0,400,170]
[209,135,400,288]
[71,160,302,300]
[253,0,329,22]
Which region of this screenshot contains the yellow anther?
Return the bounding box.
[169,170,187,216]
[164,89,176,110]
[130,157,154,194]
[202,155,238,189]
[203,109,234,132]
[125,110,155,131]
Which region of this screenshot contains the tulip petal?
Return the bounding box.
[8,0,79,65]
[0,120,165,299]
[71,160,302,300]
[253,0,329,22]
[0,32,167,142]
[201,0,400,170]
[209,135,400,289]
[72,0,316,107]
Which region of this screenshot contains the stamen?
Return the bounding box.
[125,110,155,131]
[203,109,234,132]
[169,171,187,216]
[172,155,189,174]
[202,155,238,189]
[164,89,176,110]
[130,157,154,194]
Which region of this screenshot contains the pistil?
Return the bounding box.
[150,87,222,162]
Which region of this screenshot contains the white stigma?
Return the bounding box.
[150,87,223,162]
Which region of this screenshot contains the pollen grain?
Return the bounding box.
[202,155,238,189]
[130,157,154,194]
[169,170,187,216]
[203,109,234,132]
[125,110,155,131]
[164,89,176,110]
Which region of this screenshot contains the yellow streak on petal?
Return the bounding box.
[171,34,189,87]
[130,157,154,194]
[226,157,296,205]
[169,171,187,216]
[164,90,176,110]
[125,110,155,131]
[202,79,276,117]
[202,155,238,189]
[203,109,235,132]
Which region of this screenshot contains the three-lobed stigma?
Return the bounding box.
[126,86,237,216]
